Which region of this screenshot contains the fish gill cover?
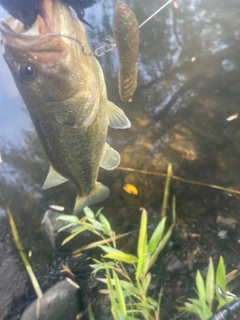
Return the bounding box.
[0,0,96,29]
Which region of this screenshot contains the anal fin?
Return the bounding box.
[100,143,120,170]
[73,183,110,215]
[42,166,69,190]
[107,101,131,129]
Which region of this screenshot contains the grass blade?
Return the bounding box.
[113,269,127,316]
[7,206,43,299]
[105,267,120,320]
[104,253,138,264]
[83,207,95,218]
[148,217,167,254]
[148,224,174,270]
[216,256,227,307]
[196,270,206,304]
[98,213,112,233]
[161,163,172,218]
[136,208,147,280]
[206,257,214,309]
[72,232,131,255]
[56,214,79,223]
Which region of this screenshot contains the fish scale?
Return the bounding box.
[0,0,130,214]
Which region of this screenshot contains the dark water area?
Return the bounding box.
[1,0,240,319]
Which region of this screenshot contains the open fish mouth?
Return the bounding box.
[0,0,68,52]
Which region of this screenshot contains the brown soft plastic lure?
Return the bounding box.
[113,1,139,102]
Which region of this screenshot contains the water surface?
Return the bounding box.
[1,0,240,319]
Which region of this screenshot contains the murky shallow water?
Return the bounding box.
[1,0,240,319]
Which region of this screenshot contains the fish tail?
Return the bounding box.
[73,183,110,215]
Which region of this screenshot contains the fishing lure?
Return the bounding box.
[208,288,240,320]
[113,1,139,102]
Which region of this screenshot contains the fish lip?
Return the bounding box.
[0,0,67,52]
[0,19,65,54]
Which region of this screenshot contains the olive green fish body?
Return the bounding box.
[113,1,139,102]
[1,0,130,214]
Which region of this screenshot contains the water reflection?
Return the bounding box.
[1,0,240,318]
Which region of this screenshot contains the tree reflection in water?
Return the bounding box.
[1,0,240,318]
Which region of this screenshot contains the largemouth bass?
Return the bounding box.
[0,0,130,214]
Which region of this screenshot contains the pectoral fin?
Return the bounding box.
[100,143,120,170]
[73,183,110,214]
[42,166,69,190]
[107,101,131,129]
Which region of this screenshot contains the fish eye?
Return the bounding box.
[19,63,36,81]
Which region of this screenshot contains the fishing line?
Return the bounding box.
[45,0,173,57]
[94,0,174,56]
[139,0,173,28]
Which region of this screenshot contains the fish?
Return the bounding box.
[113,1,140,102]
[0,0,130,214]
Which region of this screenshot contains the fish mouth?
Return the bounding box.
[0,0,70,53]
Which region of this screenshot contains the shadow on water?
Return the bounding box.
[1,0,240,319]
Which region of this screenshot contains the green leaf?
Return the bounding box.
[187,299,212,319]
[98,213,112,233]
[137,208,147,258]
[156,287,163,317]
[136,209,148,280]
[91,261,115,274]
[144,273,151,293]
[105,268,120,320]
[71,225,84,233]
[83,207,95,218]
[129,302,155,310]
[57,223,76,232]
[61,226,88,245]
[104,253,138,264]
[148,217,167,254]
[95,207,104,218]
[99,246,124,255]
[118,280,138,295]
[161,163,172,218]
[196,270,206,304]
[87,219,109,233]
[180,305,201,315]
[146,296,158,308]
[206,257,214,309]
[113,269,127,316]
[56,214,79,223]
[148,224,174,270]
[216,256,227,307]
[172,195,176,224]
[88,302,95,320]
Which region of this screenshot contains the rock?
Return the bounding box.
[42,209,98,252]
[0,224,28,319]
[20,278,80,320]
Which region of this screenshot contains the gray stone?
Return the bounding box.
[21,279,79,320]
[0,227,28,320]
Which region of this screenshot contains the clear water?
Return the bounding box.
[1,0,240,318]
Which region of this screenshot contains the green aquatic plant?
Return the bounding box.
[57,204,175,319]
[180,256,237,320]
[57,163,175,319]
[90,204,175,320]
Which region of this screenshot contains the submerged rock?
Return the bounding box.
[20,278,80,320]
[0,224,28,319]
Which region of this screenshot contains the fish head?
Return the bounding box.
[0,0,96,106]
